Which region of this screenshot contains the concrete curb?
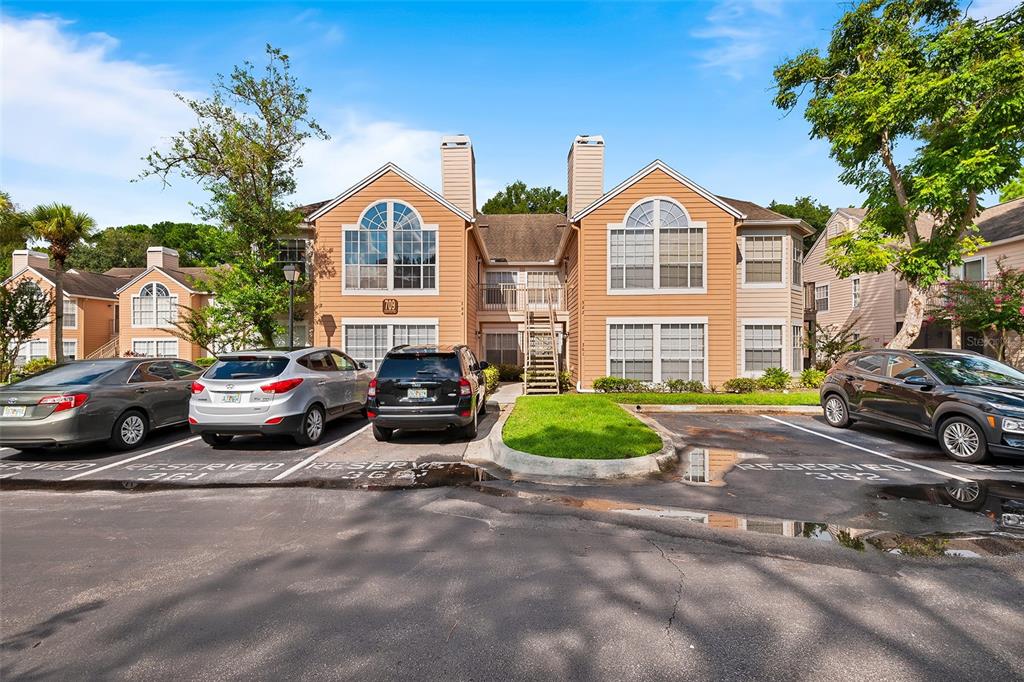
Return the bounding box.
[623,404,820,415]
[464,403,680,483]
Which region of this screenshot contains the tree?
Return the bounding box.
[67,222,232,271]
[0,280,53,382]
[140,45,327,346]
[930,258,1024,362]
[810,319,865,370]
[149,221,233,267]
[1000,169,1024,203]
[773,0,1024,349]
[27,204,95,363]
[0,191,30,280]
[769,196,832,246]
[482,181,567,214]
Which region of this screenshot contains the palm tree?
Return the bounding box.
[28,204,96,363]
[0,191,31,280]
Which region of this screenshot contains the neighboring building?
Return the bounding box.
[4,249,124,364]
[803,198,1024,356]
[300,134,813,391]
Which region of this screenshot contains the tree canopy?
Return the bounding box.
[0,280,52,382]
[0,191,30,280]
[773,0,1024,348]
[1000,169,1024,203]
[67,222,233,272]
[769,196,833,246]
[482,181,567,214]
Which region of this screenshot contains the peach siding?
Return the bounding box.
[576,168,738,388]
[311,170,470,351]
[564,229,580,382]
[118,269,205,361]
[466,230,481,356]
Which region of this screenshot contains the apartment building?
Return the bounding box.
[803,198,1024,354]
[300,134,813,391]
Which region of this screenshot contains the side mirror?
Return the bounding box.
[478,361,489,371]
[358,362,368,370]
[903,375,933,388]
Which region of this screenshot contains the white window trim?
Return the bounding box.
[340,317,440,369]
[131,337,180,358]
[62,339,78,360]
[605,316,709,385]
[791,324,803,374]
[815,284,830,312]
[791,236,803,291]
[741,232,786,289]
[341,200,440,296]
[483,329,521,366]
[62,296,78,329]
[851,277,861,308]
[17,338,49,363]
[606,197,708,296]
[131,282,179,329]
[741,318,788,377]
[960,255,987,281]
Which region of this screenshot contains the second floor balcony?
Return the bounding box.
[480,285,566,313]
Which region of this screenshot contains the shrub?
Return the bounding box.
[196,356,217,368]
[800,368,826,389]
[665,379,705,393]
[9,357,55,383]
[495,363,523,382]
[757,367,791,391]
[483,365,500,395]
[558,370,574,393]
[592,376,647,393]
[722,377,759,393]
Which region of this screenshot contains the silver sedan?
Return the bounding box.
[189,347,373,446]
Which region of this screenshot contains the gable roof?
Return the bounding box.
[719,196,815,235]
[976,198,1024,244]
[570,160,746,222]
[475,213,567,263]
[4,266,127,300]
[301,163,475,224]
[109,265,218,294]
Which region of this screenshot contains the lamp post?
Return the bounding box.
[282,264,301,350]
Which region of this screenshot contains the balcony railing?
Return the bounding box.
[481,285,565,312]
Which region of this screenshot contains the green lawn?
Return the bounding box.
[600,390,820,406]
[503,394,663,459]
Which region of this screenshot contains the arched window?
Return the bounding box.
[611,198,704,290]
[132,282,177,326]
[344,201,437,291]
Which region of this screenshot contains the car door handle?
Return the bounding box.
[135,387,148,394]
[851,382,864,391]
[317,380,327,386]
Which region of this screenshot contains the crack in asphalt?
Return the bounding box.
[647,539,685,636]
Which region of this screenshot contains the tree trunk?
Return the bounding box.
[54,264,64,364]
[888,284,929,349]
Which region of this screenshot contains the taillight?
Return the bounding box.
[191,381,205,394]
[188,417,198,425]
[367,378,377,398]
[259,378,303,394]
[38,393,88,412]
[458,378,472,397]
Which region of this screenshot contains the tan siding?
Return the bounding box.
[978,239,1024,275]
[466,230,481,356]
[311,170,469,351]
[567,139,604,215]
[564,229,580,382]
[440,143,476,215]
[81,298,116,357]
[576,168,737,387]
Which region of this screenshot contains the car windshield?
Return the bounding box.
[377,355,461,380]
[11,362,121,387]
[917,354,1024,387]
[206,357,289,380]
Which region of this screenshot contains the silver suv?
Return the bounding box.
[189,348,373,446]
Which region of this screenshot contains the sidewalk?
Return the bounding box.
[490,382,523,406]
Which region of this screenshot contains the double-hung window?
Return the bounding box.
[132,339,178,358]
[744,235,784,284]
[852,278,861,308]
[815,284,829,312]
[607,319,707,384]
[132,283,177,327]
[485,332,519,366]
[609,199,704,291]
[344,201,437,292]
[791,237,802,287]
[63,340,78,361]
[62,297,77,328]
[16,339,48,365]
[608,324,654,380]
[343,321,438,371]
[744,324,783,372]
[792,324,803,372]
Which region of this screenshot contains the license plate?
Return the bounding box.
[2,406,26,418]
[220,393,242,404]
[407,388,428,400]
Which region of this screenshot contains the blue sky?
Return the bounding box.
[0,0,1015,226]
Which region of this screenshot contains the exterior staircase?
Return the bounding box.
[523,304,561,395]
[86,336,119,359]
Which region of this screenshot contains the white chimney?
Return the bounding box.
[11,249,48,273]
[440,134,476,215]
[567,135,605,217]
[147,246,180,270]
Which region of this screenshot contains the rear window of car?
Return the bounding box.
[206,357,290,380]
[377,354,462,380]
[12,362,121,387]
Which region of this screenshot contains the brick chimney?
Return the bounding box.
[567,135,605,217]
[147,246,179,270]
[11,249,48,273]
[440,134,476,215]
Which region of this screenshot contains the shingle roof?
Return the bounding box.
[475,213,567,262]
[976,198,1024,244]
[31,267,126,300]
[296,200,331,217]
[716,196,796,222]
[104,266,218,292]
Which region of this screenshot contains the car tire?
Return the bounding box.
[294,405,326,446]
[462,409,479,440]
[822,394,852,428]
[938,416,989,463]
[201,433,234,446]
[109,410,149,451]
[372,424,393,442]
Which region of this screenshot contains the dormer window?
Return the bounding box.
[609,198,705,292]
[132,282,177,327]
[344,201,437,293]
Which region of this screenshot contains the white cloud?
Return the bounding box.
[692,0,791,80]
[964,0,1019,20]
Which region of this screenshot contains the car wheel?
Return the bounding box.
[938,416,989,463]
[822,394,852,428]
[109,410,149,451]
[201,433,234,446]
[294,405,326,446]
[372,424,393,442]
[463,408,479,440]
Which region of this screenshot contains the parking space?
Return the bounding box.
[0,409,499,490]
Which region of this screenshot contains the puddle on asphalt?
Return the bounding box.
[662,446,767,486]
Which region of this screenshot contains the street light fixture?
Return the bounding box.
[282,264,301,350]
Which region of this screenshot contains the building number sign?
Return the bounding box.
[383,298,399,315]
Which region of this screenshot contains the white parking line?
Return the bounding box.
[761,415,974,483]
[62,437,201,481]
[271,424,371,482]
